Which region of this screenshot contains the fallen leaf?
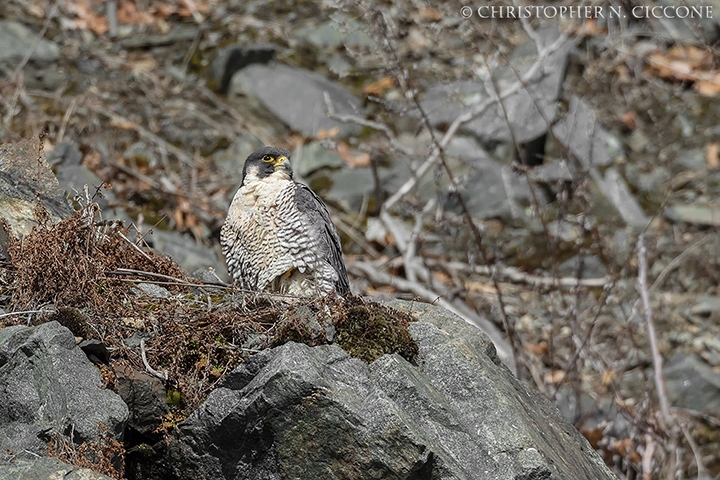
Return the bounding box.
[65,0,109,35]
[117,0,155,26]
[316,126,340,140]
[707,142,720,169]
[695,72,720,96]
[131,57,158,75]
[465,280,497,295]
[574,18,607,37]
[109,117,136,130]
[601,369,616,387]
[646,46,720,96]
[525,342,548,355]
[432,270,452,286]
[621,111,636,131]
[418,6,442,22]
[363,77,395,96]
[580,426,604,449]
[337,141,371,167]
[544,369,566,384]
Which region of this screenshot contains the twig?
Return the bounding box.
[107,0,118,38]
[680,422,706,478]
[349,261,514,365]
[642,434,656,480]
[0,309,55,319]
[333,213,381,258]
[109,268,203,285]
[57,96,79,144]
[404,199,435,284]
[425,259,609,288]
[116,231,154,263]
[407,82,520,373]
[637,234,672,429]
[323,92,414,156]
[140,338,168,381]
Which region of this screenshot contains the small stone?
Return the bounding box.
[0,20,59,65]
[665,204,720,227]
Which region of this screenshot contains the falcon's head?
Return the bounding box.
[241,146,293,186]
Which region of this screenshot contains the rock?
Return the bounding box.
[0,456,115,480]
[117,24,200,49]
[54,163,132,225]
[228,63,365,139]
[0,20,59,66]
[324,166,376,212]
[0,137,73,249]
[295,18,375,50]
[676,148,707,171]
[552,95,614,168]
[548,95,648,227]
[448,156,537,221]
[115,364,168,436]
[664,353,720,416]
[594,168,649,227]
[558,254,608,279]
[46,141,84,166]
[137,301,614,480]
[293,141,345,178]
[135,282,171,299]
[0,321,128,458]
[210,43,278,94]
[145,228,228,280]
[421,27,571,144]
[78,339,111,365]
[665,204,720,227]
[690,296,720,317]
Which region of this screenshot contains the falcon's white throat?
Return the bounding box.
[243,164,292,187]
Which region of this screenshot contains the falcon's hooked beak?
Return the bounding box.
[274,155,293,178]
[274,155,289,168]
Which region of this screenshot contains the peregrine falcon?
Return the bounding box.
[220,146,350,296]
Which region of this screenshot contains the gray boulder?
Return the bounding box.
[0,137,73,251]
[138,301,614,480]
[421,27,571,144]
[0,456,115,480]
[0,321,128,458]
[229,63,364,138]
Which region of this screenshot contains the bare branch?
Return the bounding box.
[636,234,672,428]
[140,338,169,381]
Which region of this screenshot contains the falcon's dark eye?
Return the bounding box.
[262,155,274,163]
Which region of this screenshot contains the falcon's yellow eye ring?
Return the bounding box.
[262,155,274,163]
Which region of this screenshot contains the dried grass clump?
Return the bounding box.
[3,203,186,311]
[47,425,126,479]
